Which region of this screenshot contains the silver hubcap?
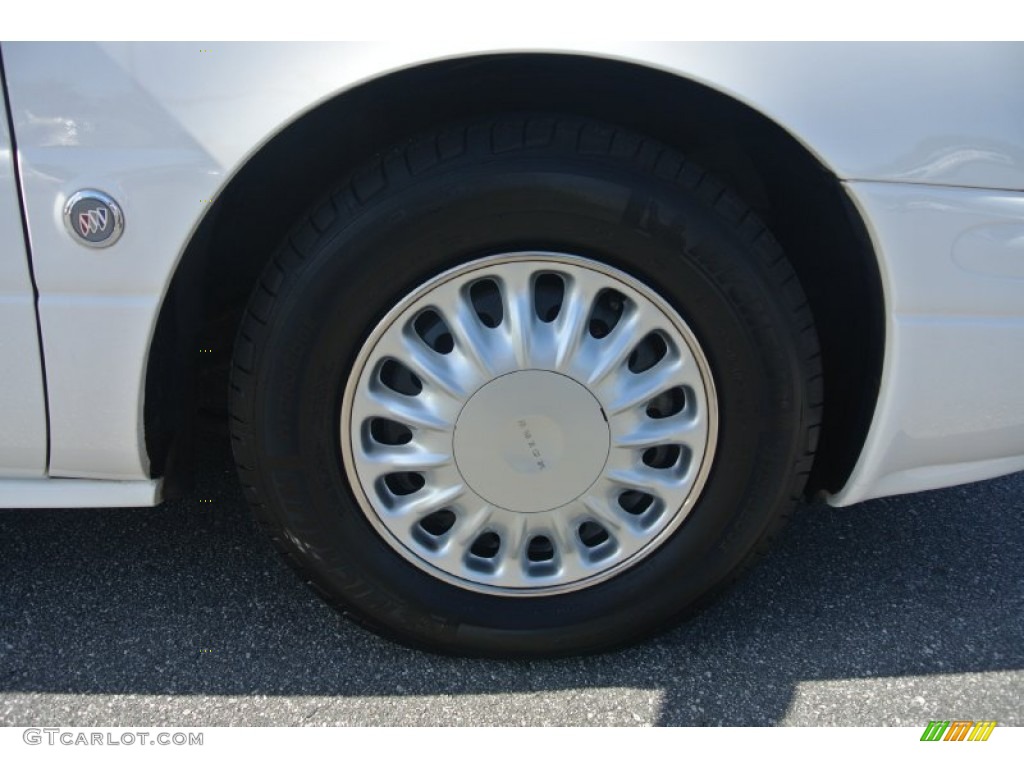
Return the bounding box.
[341,253,718,596]
[454,370,610,513]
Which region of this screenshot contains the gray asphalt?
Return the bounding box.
[1,428,1021,726]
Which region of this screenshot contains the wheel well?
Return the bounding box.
[145,53,883,498]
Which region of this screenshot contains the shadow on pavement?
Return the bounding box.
[1,431,1021,725]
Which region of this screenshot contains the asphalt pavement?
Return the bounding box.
[1,429,1021,726]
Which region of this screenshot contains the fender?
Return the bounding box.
[2,42,1021,498]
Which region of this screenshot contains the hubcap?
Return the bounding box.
[453,369,610,513]
[341,253,717,596]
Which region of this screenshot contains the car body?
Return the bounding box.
[1,42,1022,653]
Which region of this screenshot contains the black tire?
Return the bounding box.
[230,115,821,657]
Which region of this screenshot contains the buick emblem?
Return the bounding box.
[64,190,124,247]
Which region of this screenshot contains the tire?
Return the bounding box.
[230,115,821,657]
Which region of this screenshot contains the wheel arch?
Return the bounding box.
[144,52,884,499]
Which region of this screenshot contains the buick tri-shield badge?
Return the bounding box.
[64,190,124,247]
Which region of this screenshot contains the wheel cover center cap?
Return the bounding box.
[453,370,610,513]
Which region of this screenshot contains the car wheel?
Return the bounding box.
[230,116,821,656]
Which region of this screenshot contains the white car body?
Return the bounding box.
[1,41,1022,508]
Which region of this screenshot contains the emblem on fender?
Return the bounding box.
[63,190,124,247]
